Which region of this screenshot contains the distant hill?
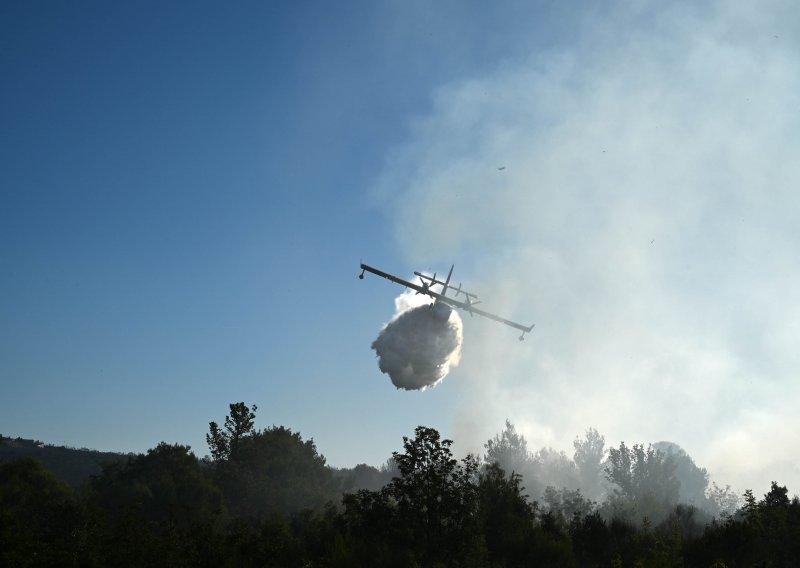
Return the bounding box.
[0,435,398,493]
[0,435,130,487]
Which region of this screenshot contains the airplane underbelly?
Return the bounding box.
[432,301,453,321]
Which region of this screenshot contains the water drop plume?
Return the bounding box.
[371,291,463,390]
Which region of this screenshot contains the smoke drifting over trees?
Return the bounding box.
[371,291,463,390]
[369,0,800,496]
[1,404,798,565]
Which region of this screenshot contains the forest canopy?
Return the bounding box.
[1,403,798,567]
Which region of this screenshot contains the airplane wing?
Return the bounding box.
[414,271,479,300]
[444,298,535,336]
[360,262,535,340]
[360,263,437,298]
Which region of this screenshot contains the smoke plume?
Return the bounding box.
[369,1,800,491]
[371,291,463,390]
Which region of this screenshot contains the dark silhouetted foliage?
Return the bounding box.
[87,442,226,566]
[0,435,127,487]
[3,409,799,566]
[206,402,258,462]
[604,441,680,526]
[0,457,87,566]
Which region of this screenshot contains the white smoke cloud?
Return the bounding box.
[372,1,800,493]
[371,290,463,390]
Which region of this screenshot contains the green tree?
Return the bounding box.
[705,482,740,518]
[763,480,789,508]
[0,458,87,566]
[486,420,575,501]
[741,488,758,524]
[389,426,484,565]
[206,402,257,462]
[89,443,226,566]
[218,426,334,518]
[686,482,800,567]
[336,426,487,566]
[484,420,531,479]
[205,403,336,519]
[532,446,579,496]
[542,486,595,529]
[604,442,679,525]
[759,481,798,566]
[570,511,614,566]
[478,463,541,566]
[340,488,402,566]
[334,463,391,493]
[653,441,710,507]
[225,514,306,568]
[573,428,606,501]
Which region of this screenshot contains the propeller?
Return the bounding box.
[416,276,430,294]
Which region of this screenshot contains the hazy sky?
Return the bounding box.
[2,1,799,495]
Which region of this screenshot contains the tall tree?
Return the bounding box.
[89,443,226,566]
[542,486,595,528]
[226,426,334,517]
[206,402,257,462]
[653,441,709,506]
[705,482,740,518]
[485,420,531,476]
[763,481,789,508]
[604,442,679,525]
[574,428,606,501]
[389,426,483,565]
[532,447,579,496]
[478,463,539,565]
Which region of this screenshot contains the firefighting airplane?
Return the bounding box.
[359,262,535,341]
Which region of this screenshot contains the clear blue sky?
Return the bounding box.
[3,1,800,493]
[1,0,570,465]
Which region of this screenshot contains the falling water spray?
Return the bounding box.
[371,291,463,390]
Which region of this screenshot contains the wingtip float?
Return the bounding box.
[359,262,535,341]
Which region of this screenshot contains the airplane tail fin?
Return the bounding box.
[441,264,454,297]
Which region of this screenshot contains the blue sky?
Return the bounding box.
[3,1,800,494]
[1,1,565,463]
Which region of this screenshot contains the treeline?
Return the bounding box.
[0,436,129,487]
[483,421,740,526]
[1,403,799,567]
